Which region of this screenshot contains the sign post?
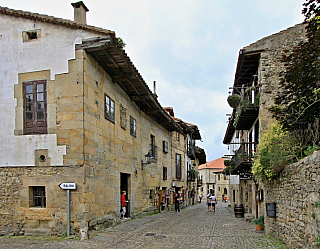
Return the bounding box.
[59,182,76,237]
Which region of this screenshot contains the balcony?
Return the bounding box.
[233,87,259,130]
[234,142,256,171]
[187,170,196,182]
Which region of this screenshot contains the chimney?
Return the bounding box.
[71,1,89,24]
[153,81,158,99]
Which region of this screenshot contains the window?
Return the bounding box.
[23,80,47,134]
[176,153,181,179]
[105,94,115,122]
[218,175,220,181]
[22,29,41,42]
[150,135,156,158]
[176,132,180,141]
[163,167,167,180]
[130,116,136,137]
[31,186,46,208]
[163,141,168,153]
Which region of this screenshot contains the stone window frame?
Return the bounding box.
[29,186,46,208]
[22,29,41,42]
[105,93,115,123]
[15,70,55,136]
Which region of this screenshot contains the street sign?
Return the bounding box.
[59,182,76,190]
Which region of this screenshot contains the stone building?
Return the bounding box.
[164,107,205,206]
[223,23,306,219]
[197,158,227,201]
[0,2,203,236]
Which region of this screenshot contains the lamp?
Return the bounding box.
[141,152,152,170]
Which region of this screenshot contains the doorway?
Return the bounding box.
[120,173,130,217]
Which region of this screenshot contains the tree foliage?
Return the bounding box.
[252,122,296,181]
[270,0,320,130]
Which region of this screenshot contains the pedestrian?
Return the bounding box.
[175,193,181,212]
[199,194,203,203]
[207,193,212,211]
[121,190,128,219]
[210,194,217,212]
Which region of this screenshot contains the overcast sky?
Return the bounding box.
[0,0,305,162]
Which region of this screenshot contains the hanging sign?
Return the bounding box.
[239,173,252,180]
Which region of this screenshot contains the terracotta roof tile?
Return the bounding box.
[0,6,115,38]
[198,158,226,170]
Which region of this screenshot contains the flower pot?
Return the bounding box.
[255,224,263,231]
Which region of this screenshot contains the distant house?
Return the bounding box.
[223,23,306,217]
[0,2,204,236]
[197,158,227,201]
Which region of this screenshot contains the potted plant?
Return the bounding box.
[252,215,264,231]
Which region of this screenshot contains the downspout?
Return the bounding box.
[82,52,86,182]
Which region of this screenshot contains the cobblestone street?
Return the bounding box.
[93,202,280,249]
[0,202,284,248]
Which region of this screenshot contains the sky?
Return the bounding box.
[0,0,305,162]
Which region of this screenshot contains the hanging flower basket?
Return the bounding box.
[227,95,241,108]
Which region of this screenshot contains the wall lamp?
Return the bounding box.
[141,152,152,170]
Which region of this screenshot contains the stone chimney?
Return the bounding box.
[71,1,89,24]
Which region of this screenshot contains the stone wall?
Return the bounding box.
[264,151,320,248]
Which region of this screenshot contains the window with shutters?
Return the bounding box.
[176,153,181,179]
[23,80,47,134]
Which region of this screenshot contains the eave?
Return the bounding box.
[75,36,179,131]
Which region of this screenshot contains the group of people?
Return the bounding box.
[121,190,220,219]
[206,193,217,212]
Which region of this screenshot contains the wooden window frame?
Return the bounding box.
[176,153,181,179]
[163,167,167,180]
[105,94,115,123]
[23,80,47,135]
[130,116,136,137]
[163,141,168,153]
[150,134,155,157]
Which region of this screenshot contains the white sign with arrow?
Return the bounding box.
[59,182,76,190]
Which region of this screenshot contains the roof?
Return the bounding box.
[0,5,115,38]
[198,158,225,170]
[0,5,181,132]
[164,107,202,140]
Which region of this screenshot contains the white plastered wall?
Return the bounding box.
[0,14,102,166]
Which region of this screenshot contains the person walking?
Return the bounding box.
[199,194,203,203]
[121,190,128,219]
[210,194,217,212]
[175,193,181,212]
[207,193,212,211]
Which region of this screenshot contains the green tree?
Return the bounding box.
[270,0,320,129]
